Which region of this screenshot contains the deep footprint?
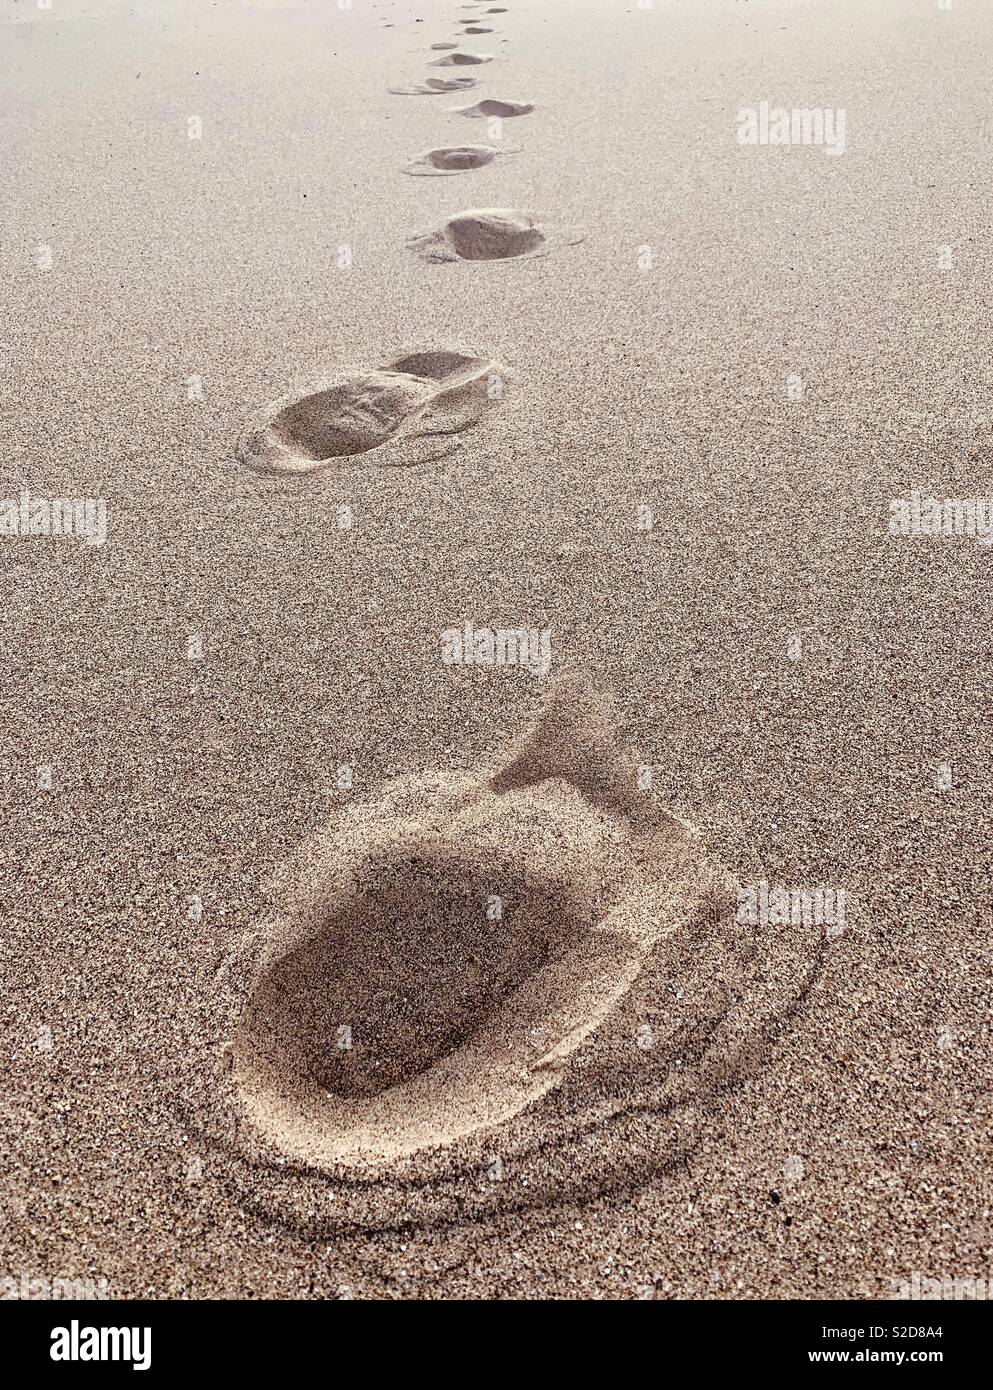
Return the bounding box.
[407,208,546,262]
[236,350,512,474]
[196,678,823,1232]
[402,144,518,177]
[230,682,696,1165]
[456,98,534,119]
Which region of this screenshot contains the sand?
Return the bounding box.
[1,0,991,1301]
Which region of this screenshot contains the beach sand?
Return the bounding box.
[1,0,991,1299]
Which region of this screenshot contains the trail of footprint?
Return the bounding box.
[198,678,823,1229]
[389,76,478,95]
[402,144,520,177]
[236,349,512,474]
[456,98,534,119]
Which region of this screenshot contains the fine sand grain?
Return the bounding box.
[2,0,992,1302]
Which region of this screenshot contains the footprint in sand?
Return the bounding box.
[407,208,582,263]
[402,144,520,177]
[456,98,534,119]
[429,51,492,66]
[236,349,512,475]
[218,678,822,1218]
[430,42,458,50]
[389,76,478,95]
[462,26,493,34]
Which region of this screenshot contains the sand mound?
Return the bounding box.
[236,349,512,474]
[430,52,492,66]
[407,208,546,262]
[388,77,477,95]
[402,144,519,177]
[456,98,534,119]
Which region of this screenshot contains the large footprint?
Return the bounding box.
[236,348,512,474]
[205,680,823,1232]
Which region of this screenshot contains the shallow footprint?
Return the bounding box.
[408,207,584,263]
[463,26,493,33]
[456,97,534,119]
[402,144,519,177]
[430,42,458,50]
[430,51,492,66]
[236,348,512,474]
[389,76,478,95]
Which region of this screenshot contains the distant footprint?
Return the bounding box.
[456,98,534,119]
[463,26,493,33]
[389,76,478,95]
[429,51,492,66]
[430,42,458,50]
[236,349,512,474]
[402,144,520,177]
[408,208,583,263]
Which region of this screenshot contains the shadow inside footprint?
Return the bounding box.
[237,349,512,474]
[243,857,586,1102]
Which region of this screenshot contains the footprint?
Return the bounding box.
[408,208,584,264]
[456,98,534,119]
[462,26,493,33]
[230,681,714,1167]
[429,51,492,66]
[388,76,478,95]
[236,349,512,475]
[401,144,519,177]
[430,42,458,50]
[218,677,823,1211]
[408,208,544,262]
[189,679,825,1234]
